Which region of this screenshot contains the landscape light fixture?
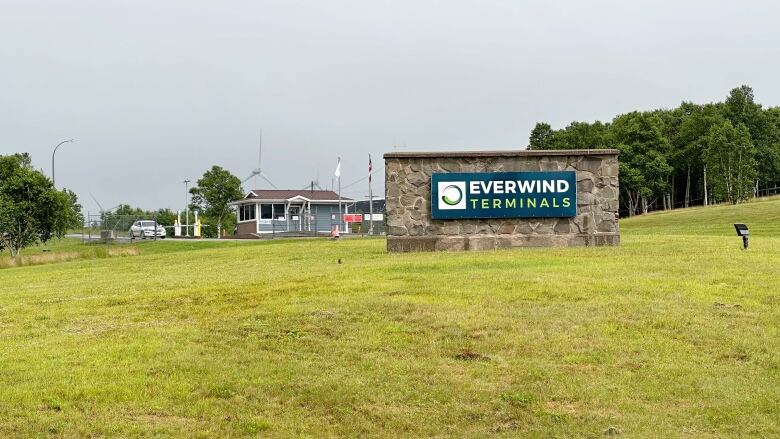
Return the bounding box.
[734,223,749,250]
[51,139,74,186]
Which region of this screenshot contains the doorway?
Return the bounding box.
[288,206,301,231]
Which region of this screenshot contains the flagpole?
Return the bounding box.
[368,154,373,235]
[337,157,342,233]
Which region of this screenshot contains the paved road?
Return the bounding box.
[66,234,251,243]
[66,233,382,243]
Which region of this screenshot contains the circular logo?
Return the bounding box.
[441,184,463,206]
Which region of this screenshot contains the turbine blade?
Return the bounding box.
[241,172,257,184]
[258,128,263,167]
[260,172,278,189]
[88,191,105,213]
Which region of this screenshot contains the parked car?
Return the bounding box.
[129,220,166,239]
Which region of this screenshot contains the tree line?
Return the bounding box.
[95,205,179,235]
[528,85,780,215]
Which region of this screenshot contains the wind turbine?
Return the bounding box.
[242,129,278,189]
[88,192,121,213]
[89,192,106,214]
[301,169,325,191]
[88,192,121,229]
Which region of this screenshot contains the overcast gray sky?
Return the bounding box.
[2,0,780,213]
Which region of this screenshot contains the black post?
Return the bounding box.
[734,223,750,250]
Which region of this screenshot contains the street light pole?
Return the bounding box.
[183,179,191,237]
[51,139,74,186]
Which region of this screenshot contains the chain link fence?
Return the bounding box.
[82,210,385,241]
[83,212,167,242]
[350,218,386,235]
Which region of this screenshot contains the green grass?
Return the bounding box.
[621,195,780,236]
[1,200,779,437]
[0,237,264,269]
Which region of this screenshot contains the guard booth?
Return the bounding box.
[231,189,352,237]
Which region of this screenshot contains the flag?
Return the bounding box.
[334,157,342,178]
[368,154,373,183]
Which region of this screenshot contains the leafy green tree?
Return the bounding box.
[704,121,757,203]
[725,86,764,133]
[0,153,82,257]
[55,189,83,233]
[530,121,609,150]
[189,165,243,238]
[98,204,177,236]
[756,107,780,194]
[113,204,144,216]
[556,121,610,150]
[100,204,144,232]
[609,112,673,214]
[646,108,680,209]
[671,102,725,207]
[724,86,774,189]
[154,208,177,231]
[529,122,555,150]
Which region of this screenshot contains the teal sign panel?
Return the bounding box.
[431,171,577,219]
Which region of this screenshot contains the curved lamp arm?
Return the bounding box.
[51,139,74,186]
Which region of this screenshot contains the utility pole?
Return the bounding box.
[51,139,74,186]
[183,179,191,236]
[335,157,342,233]
[368,153,374,235]
[338,166,342,233]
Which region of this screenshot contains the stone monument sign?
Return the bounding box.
[384,149,620,252]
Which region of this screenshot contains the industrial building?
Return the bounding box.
[352,198,385,217]
[231,189,352,237]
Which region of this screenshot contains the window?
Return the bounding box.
[239,204,255,222]
[260,204,273,220]
[273,204,286,220]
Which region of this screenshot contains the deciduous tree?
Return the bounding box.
[704,121,756,203]
[609,112,672,215]
[0,153,82,257]
[529,122,554,150]
[189,166,243,238]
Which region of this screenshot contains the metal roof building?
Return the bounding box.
[231,189,353,237]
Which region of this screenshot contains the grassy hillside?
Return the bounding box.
[621,195,780,236]
[0,202,778,437]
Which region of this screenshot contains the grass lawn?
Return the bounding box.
[1,199,779,437]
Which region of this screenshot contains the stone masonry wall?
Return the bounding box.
[384,150,620,252]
